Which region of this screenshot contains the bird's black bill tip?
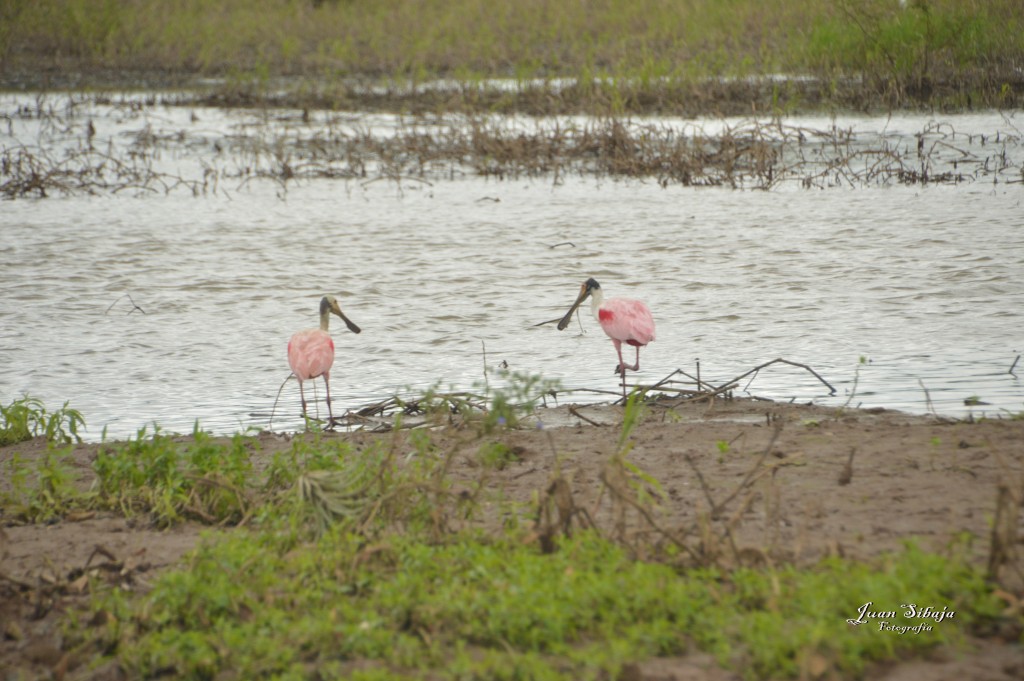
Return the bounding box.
[557,287,591,330]
[556,303,580,331]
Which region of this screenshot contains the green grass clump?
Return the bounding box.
[0,417,359,525]
[87,530,1006,680]
[92,423,259,525]
[0,395,87,521]
[1,447,84,522]
[798,0,1024,104]
[0,395,85,446]
[91,424,371,526]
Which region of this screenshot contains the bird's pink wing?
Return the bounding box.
[598,298,655,346]
[287,329,336,380]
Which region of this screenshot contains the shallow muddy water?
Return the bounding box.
[2,95,1023,439]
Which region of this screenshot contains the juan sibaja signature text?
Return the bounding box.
[846,602,954,634]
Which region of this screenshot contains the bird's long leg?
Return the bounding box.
[323,373,334,428]
[614,340,627,397]
[631,345,641,372]
[298,381,308,416]
[613,340,627,376]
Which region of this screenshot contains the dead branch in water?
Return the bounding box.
[626,358,835,408]
[650,367,719,394]
[918,379,938,416]
[105,293,146,315]
[6,96,1021,199]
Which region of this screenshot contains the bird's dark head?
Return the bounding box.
[320,294,361,334]
[319,295,338,316]
[584,278,601,293]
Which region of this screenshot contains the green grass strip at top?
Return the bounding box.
[100,530,1007,680]
[5,0,1023,112]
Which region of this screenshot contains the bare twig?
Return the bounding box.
[683,455,719,516]
[568,405,605,427]
[987,483,1020,582]
[597,464,701,562]
[918,379,937,416]
[838,447,856,485]
[105,293,146,315]
[481,340,488,391]
[731,358,836,395]
[268,374,295,430]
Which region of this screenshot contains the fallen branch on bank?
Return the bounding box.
[289,357,837,433]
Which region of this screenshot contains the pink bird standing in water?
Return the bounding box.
[557,278,655,394]
[288,295,361,422]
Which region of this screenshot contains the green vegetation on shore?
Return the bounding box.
[91,530,1001,680]
[2,0,1022,113]
[3,394,1023,678]
[0,395,84,447]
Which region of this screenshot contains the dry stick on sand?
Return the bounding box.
[838,447,856,486]
[682,425,804,566]
[690,424,784,520]
[987,483,1022,583]
[530,432,602,551]
[568,405,605,427]
[597,462,702,563]
[987,451,1024,585]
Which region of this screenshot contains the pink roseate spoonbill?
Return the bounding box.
[287,295,361,423]
[557,278,655,389]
